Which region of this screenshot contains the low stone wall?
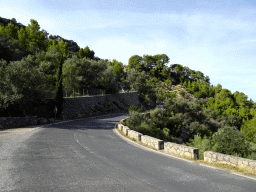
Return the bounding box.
[204,151,256,174]
[0,116,53,129]
[120,117,129,124]
[122,126,130,136]
[141,135,164,150]
[118,116,256,172]
[117,124,123,132]
[127,129,142,141]
[164,142,199,160]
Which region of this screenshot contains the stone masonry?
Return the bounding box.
[204,151,256,174]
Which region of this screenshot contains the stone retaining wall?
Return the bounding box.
[117,124,123,132]
[0,116,53,129]
[61,92,141,120]
[204,151,256,174]
[164,142,199,160]
[127,129,142,141]
[141,135,164,150]
[122,126,130,136]
[1,92,140,129]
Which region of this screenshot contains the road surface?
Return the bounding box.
[0,113,255,191]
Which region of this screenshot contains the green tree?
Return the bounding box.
[62,56,83,95]
[47,39,69,56]
[17,27,28,50]
[128,55,142,70]
[241,117,256,143]
[214,89,236,116]
[0,22,19,40]
[152,54,170,80]
[214,83,222,94]
[108,59,124,80]
[142,54,156,71]
[11,18,17,23]
[25,19,47,52]
[100,65,119,94]
[211,126,251,158]
[47,39,69,118]
[0,55,47,116]
[53,53,64,118]
[77,46,95,59]
[77,48,85,58]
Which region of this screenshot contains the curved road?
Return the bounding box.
[0,113,255,191]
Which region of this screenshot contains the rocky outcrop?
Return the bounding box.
[48,35,80,53]
[0,17,26,29]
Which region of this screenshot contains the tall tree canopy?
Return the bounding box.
[77,46,95,60]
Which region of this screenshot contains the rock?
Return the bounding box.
[0,16,26,29]
[48,35,80,53]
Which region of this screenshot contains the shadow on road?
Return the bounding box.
[40,112,129,130]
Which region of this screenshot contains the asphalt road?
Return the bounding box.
[0,113,255,192]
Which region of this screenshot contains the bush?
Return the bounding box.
[211,126,251,158]
[128,104,142,113]
[126,110,144,128]
[162,127,171,141]
[184,92,189,99]
[186,134,213,160]
[179,90,185,97]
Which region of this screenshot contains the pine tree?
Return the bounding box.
[17,27,28,50]
[53,54,64,119]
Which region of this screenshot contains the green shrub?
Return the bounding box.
[179,90,185,97]
[128,104,142,113]
[211,126,251,158]
[126,110,144,128]
[186,134,213,160]
[184,93,189,99]
[162,127,171,141]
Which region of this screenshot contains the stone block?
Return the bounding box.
[230,157,238,166]
[249,161,256,169]
[207,152,212,158]
[169,147,177,155]
[224,155,230,161]
[184,152,192,158]
[218,154,224,161]
[242,160,249,166]
[122,126,130,135]
[141,135,164,150]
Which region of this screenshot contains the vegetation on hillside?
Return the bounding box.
[0,17,256,160]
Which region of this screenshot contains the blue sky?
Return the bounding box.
[1,0,256,102]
